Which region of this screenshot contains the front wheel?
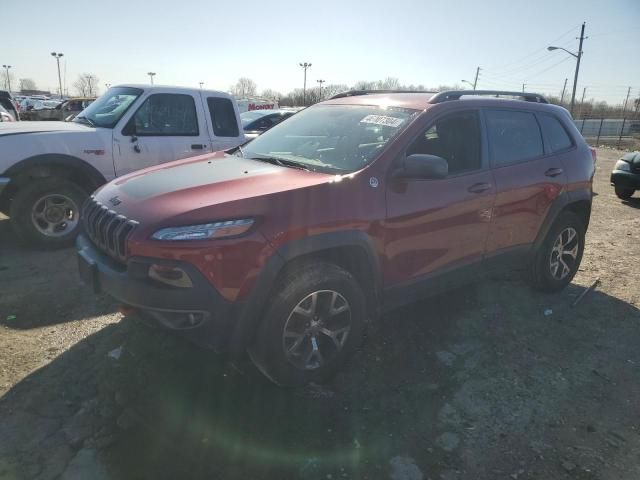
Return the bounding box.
[529,211,585,292]
[614,185,634,200]
[9,177,88,249]
[248,262,366,387]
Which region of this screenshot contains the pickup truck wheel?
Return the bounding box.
[614,186,634,200]
[248,262,366,387]
[9,178,88,249]
[529,211,585,292]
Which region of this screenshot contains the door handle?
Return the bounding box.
[467,182,492,194]
[191,144,205,150]
[545,167,564,177]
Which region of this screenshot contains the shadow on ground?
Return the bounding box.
[2,276,640,480]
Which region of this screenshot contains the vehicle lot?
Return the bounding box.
[0,148,639,479]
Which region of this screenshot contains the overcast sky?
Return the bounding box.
[3,0,639,104]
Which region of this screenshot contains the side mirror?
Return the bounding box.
[396,154,448,180]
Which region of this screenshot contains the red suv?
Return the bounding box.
[77,90,595,386]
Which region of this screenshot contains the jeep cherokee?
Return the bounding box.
[76,90,595,386]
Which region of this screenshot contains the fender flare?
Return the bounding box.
[532,188,592,251]
[228,230,381,351]
[4,154,107,191]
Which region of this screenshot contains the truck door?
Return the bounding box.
[112,92,212,176]
[200,93,246,152]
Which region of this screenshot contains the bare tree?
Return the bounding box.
[260,88,282,101]
[230,78,257,98]
[19,78,37,91]
[74,73,99,97]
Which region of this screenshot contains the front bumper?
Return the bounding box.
[610,170,640,189]
[76,234,241,351]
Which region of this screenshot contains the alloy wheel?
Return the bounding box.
[31,193,79,237]
[549,227,579,280]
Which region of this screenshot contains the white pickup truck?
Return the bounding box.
[0,85,246,247]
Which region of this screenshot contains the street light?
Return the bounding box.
[547,21,586,115]
[299,62,311,105]
[50,52,64,98]
[105,83,111,90]
[1,65,11,92]
[199,82,204,89]
[317,79,325,100]
[461,79,474,89]
[147,72,156,85]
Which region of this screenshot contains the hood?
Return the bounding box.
[0,121,93,136]
[94,153,334,227]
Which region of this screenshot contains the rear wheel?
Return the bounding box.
[614,185,634,200]
[9,177,87,249]
[248,262,366,387]
[530,211,585,292]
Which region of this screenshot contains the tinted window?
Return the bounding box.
[130,94,198,136]
[538,113,573,152]
[485,110,543,166]
[207,97,239,137]
[407,111,482,174]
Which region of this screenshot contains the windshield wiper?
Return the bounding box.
[246,154,311,171]
[75,115,96,127]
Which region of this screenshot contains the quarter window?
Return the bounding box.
[207,97,239,137]
[407,111,482,174]
[485,110,543,166]
[538,113,573,152]
[129,94,198,136]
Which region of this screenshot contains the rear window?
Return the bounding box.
[485,110,544,166]
[207,97,240,137]
[538,113,573,153]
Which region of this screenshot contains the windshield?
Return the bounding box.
[73,87,142,128]
[240,110,272,126]
[241,104,417,173]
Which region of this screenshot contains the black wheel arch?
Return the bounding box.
[228,230,382,351]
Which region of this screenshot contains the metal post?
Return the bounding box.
[2,65,11,92]
[560,78,568,103]
[522,83,526,93]
[596,118,604,146]
[617,118,627,149]
[317,79,325,101]
[299,62,311,105]
[570,22,586,116]
[473,66,480,90]
[616,87,632,149]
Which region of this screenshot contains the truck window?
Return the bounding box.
[130,93,199,136]
[207,97,240,137]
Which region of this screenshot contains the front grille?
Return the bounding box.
[82,197,138,263]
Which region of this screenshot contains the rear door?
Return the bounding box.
[113,92,212,176]
[201,94,245,151]
[483,108,568,256]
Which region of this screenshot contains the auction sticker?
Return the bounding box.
[360,115,404,127]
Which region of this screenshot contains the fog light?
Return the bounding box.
[148,264,193,288]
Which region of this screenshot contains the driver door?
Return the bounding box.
[112,92,211,176]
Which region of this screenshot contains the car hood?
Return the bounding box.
[0,121,93,135]
[94,152,334,227]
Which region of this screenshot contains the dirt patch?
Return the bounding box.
[1,148,639,479]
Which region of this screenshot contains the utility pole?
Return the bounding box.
[560,78,568,103]
[147,72,156,85]
[473,66,480,90]
[317,79,325,101]
[299,62,312,105]
[570,22,586,115]
[1,65,11,92]
[622,86,631,111]
[51,52,64,98]
[522,83,526,93]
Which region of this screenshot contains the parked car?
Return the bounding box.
[610,151,639,199]
[61,98,96,121]
[0,84,246,247]
[19,100,62,120]
[76,89,595,386]
[0,104,16,122]
[0,90,19,121]
[241,109,295,138]
[21,97,94,121]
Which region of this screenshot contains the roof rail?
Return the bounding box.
[330,89,438,99]
[429,90,548,104]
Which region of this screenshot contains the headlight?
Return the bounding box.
[614,160,631,172]
[152,219,254,241]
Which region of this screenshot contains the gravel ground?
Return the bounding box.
[0,147,639,480]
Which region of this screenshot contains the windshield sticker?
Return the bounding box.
[360,115,404,128]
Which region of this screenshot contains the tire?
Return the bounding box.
[248,262,366,387]
[614,185,634,200]
[9,177,88,249]
[529,211,585,292]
